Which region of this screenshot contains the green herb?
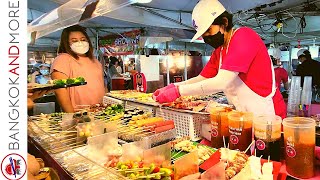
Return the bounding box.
[66,78,75,85]
[54,79,65,86]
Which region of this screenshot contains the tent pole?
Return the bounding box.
[184,42,187,81]
[166,41,170,86]
[96,29,99,59]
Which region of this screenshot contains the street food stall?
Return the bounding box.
[27,0,320,179]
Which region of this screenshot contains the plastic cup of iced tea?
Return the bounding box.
[209,107,232,149]
[228,111,253,152]
[253,115,282,161]
[282,117,316,179]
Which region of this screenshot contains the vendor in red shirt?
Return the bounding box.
[153,0,287,119]
[268,48,289,92]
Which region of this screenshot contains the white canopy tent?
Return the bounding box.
[27,0,320,46]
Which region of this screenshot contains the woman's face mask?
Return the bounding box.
[70,41,89,55]
[203,30,224,49]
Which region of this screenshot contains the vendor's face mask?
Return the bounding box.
[203,31,224,49]
[70,41,89,55]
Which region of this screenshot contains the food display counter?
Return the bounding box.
[27,90,320,180]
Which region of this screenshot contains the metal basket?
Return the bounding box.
[103,96,124,106]
[156,108,210,141]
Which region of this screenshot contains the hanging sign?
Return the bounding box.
[99,29,144,56]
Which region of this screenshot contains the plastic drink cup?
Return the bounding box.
[228,111,253,152]
[283,117,315,179]
[253,115,282,161]
[209,107,232,149]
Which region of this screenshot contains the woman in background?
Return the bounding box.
[30,63,51,84]
[109,56,122,78]
[104,57,112,92]
[51,25,105,112]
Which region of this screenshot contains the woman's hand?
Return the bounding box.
[27,83,52,101]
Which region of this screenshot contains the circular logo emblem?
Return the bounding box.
[211,128,218,137]
[230,135,239,145]
[1,153,27,180]
[286,146,296,158]
[256,140,266,151]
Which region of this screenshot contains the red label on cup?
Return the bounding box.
[286,146,296,158]
[230,135,239,145]
[211,128,218,137]
[256,140,266,151]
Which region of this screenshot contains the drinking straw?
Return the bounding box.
[268,155,270,163]
[244,140,255,154]
[227,143,230,165]
[218,113,222,141]
[294,118,300,143]
[266,120,272,142]
[239,116,244,131]
[223,136,226,148]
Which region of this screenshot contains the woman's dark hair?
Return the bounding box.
[109,56,119,65]
[212,11,233,31]
[58,25,94,60]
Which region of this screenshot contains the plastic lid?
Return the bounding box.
[282,117,315,128]
[253,115,282,126]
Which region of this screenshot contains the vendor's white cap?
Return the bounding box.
[297,49,307,57]
[191,0,226,42]
[268,48,281,59]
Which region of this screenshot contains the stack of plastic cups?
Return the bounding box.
[301,76,312,117]
[287,76,302,117]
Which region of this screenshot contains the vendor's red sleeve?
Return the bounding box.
[220,27,263,73]
[200,49,220,78]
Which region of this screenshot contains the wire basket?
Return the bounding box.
[156,108,210,141]
[103,96,124,106]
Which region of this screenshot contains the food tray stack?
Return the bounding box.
[155,108,210,141]
[103,96,124,106]
[125,101,157,116]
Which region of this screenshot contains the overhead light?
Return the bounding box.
[137,0,152,3]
